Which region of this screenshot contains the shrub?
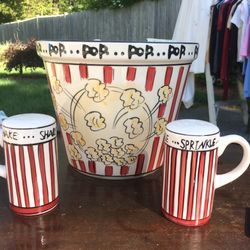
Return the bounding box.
[3,38,44,75]
[0,42,10,64]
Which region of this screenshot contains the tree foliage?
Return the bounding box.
[0,1,23,23]
[67,0,146,12]
[21,0,56,19]
[0,0,149,24]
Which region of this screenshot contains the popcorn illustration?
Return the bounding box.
[149,85,173,117]
[85,147,99,160]
[113,157,127,166]
[68,144,81,160]
[120,88,145,110]
[58,113,69,131]
[123,117,144,139]
[100,154,113,164]
[111,148,125,158]
[113,88,147,128]
[71,131,86,147]
[158,85,172,104]
[109,136,124,149]
[124,144,139,155]
[126,156,137,164]
[154,118,167,136]
[84,111,106,131]
[50,76,63,94]
[85,79,109,102]
[96,138,111,153]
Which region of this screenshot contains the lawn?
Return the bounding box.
[0,66,55,117]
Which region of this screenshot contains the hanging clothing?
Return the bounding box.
[209,4,221,76]
[220,0,238,99]
[242,18,250,96]
[213,1,231,79]
[181,73,195,109]
[230,0,250,98]
[244,56,250,97]
[241,17,250,56]
[231,0,249,61]
[208,0,246,100]
[173,0,215,108]
[206,0,250,127]
[227,0,242,73]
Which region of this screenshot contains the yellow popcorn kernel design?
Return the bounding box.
[68,144,81,160]
[71,131,86,147]
[51,76,63,94]
[154,118,167,136]
[158,85,172,104]
[58,113,69,131]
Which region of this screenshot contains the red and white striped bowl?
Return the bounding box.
[37,41,198,178]
[2,114,58,216]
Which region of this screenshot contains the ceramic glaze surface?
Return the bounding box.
[162,119,250,226]
[3,113,55,129]
[37,41,198,178]
[166,119,219,136]
[1,113,58,216]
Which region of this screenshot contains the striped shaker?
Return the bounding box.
[162,119,250,226]
[0,114,58,216]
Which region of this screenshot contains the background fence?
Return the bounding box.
[0,0,181,43]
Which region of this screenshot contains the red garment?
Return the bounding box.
[217,4,226,31]
[220,0,236,100]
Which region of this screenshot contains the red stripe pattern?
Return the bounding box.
[51,63,57,77]
[4,140,58,215]
[19,147,30,207]
[4,145,14,204]
[105,166,113,176]
[79,64,88,79]
[126,67,136,81]
[158,67,173,118]
[10,145,22,207]
[88,161,96,174]
[63,64,71,83]
[162,146,218,226]
[103,66,113,84]
[147,137,160,172]
[145,67,156,91]
[136,154,145,175]
[10,197,59,216]
[120,166,129,176]
[168,66,184,122]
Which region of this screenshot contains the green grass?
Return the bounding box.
[0,66,55,117]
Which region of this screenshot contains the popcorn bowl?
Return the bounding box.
[36,41,198,179]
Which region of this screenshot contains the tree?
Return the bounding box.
[62,0,146,12]
[20,0,56,19]
[0,0,61,24]
[0,1,23,23]
[0,0,151,24]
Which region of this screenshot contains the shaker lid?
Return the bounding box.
[166,119,219,136]
[3,113,55,129]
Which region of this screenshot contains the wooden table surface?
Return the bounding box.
[0,134,249,250]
